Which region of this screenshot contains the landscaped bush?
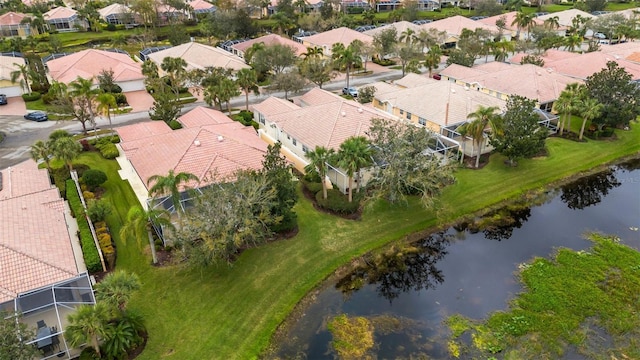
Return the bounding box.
[82,169,108,190]
[83,190,95,200]
[113,93,127,105]
[105,23,117,31]
[95,138,120,159]
[21,92,41,102]
[372,58,396,66]
[109,135,121,143]
[232,111,259,129]
[41,93,56,104]
[101,83,122,94]
[169,120,183,130]
[87,199,112,222]
[316,189,360,214]
[305,181,323,195]
[66,180,102,273]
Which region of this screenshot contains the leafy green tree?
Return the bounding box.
[204,77,240,112]
[553,91,573,136]
[148,81,182,124]
[160,57,188,98]
[304,146,335,199]
[94,271,141,313]
[446,49,475,67]
[87,199,112,222]
[96,93,117,133]
[584,61,640,130]
[511,11,534,40]
[101,310,145,360]
[489,95,548,167]
[235,68,260,111]
[270,71,306,100]
[337,136,372,203]
[372,27,398,60]
[299,56,336,89]
[120,207,174,264]
[147,170,200,221]
[457,106,501,168]
[65,303,110,358]
[69,76,101,133]
[397,42,421,77]
[367,118,455,208]
[358,85,376,104]
[0,312,39,360]
[30,140,52,170]
[520,54,545,67]
[251,44,297,75]
[82,169,108,190]
[52,137,82,171]
[260,142,298,232]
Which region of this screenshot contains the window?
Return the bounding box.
[399,109,404,115]
[258,114,265,124]
[292,138,297,146]
[302,145,309,153]
[418,117,426,126]
[406,112,412,120]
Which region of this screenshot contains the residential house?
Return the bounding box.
[46,49,146,92]
[439,62,580,111]
[116,106,268,212]
[98,3,138,26]
[188,0,217,14]
[146,41,249,72]
[420,15,501,48]
[0,54,27,97]
[297,27,373,57]
[599,41,640,64]
[536,9,596,29]
[44,7,87,32]
[478,11,543,40]
[509,48,640,81]
[252,88,397,192]
[0,11,40,37]
[363,21,423,39]
[229,34,307,58]
[0,159,95,360]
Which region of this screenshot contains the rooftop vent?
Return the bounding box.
[451,89,456,93]
[357,108,363,113]
[341,111,346,117]
[217,135,224,142]
[194,140,201,146]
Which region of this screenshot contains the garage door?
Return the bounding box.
[118,80,145,92]
[0,86,22,97]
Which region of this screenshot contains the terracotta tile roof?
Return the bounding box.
[440,63,487,78]
[376,80,506,127]
[510,49,580,64]
[250,96,300,116]
[261,89,397,150]
[44,7,77,21]
[47,49,143,84]
[178,106,235,128]
[422,15,499,37]
[231,34,307,57]
[0,160,53,200]
[189,0,215,10]
[116,120,173,142]
[147,42,249,72]
[0,55,26,82]
[394,73,437,88]
[537,9,596,27]
[363,21,424,37]
[0,160,79,303]
[0,11,27,26]
[302,27,373,49]
[366,81,401,97]
[626,52,640,63]
[295,87,344,107]
[98,3,130,18]
[478,11,543,32]
[117,107,267,190]
[599,42,640,61]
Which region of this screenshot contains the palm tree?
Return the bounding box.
[30,140,52,170]
[304,146,335,200]
[554,92,572,136]
[332,42,362,90]
[96,93,117,134]
[399,28,416,45]
[69,76,101,133]
[544,16,560,30]
[120,206,174,264]
[457,106,501,168]
[52,137,82,171]
[244,42,265,65]
[577,97,603,141]
[235,68,259,111]
[160,57,188,97]
[94,271,141,313]
[337,136,372,203]
[301,46,323,60]
[101,310,145,360]
[10,63,33,94]
[65,303,110,358]
[511,11,534,41]
[147,170,200,221]
[564,34,583,52]
[492,40,515,62]
[424,46,442,77]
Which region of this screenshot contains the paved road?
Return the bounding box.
[0,69,402,169]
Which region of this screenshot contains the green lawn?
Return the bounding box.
[76,124,640,360]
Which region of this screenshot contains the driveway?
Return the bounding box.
[1,96,27,116]
[125,91,155,113]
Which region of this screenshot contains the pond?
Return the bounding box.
[273,160,640,359]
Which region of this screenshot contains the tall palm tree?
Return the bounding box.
[94,271,141,313]
[30,140,52,170]
[457,106,501,168]
[424,46,442,77]
[120,206,174,264]
[304,146,335,200]
[160,57,188,97]
[65,303,110,358]
[337,136,372,203]
[235,68,259,111]
[51,137,81,171]
[564,34,583,52]
[553,92,572,136]
[147,170,200,221]
[10,63,33,94]
[544,16,560,30]
[511,11,534,41]
[301,46,323,60]
[399,28,416,45]
[96,93,117,134]
[332,42,362,90]
[577,97,603,141]
[69,76,101,133]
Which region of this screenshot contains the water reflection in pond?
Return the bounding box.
[273,161,640,359]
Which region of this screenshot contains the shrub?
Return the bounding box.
[87,199,112,222]
[83,190,95,200]
[82,169,108,190]
[169,120,183,130]
[113,93,127,105]
[101,83,122,94]
[109,135,120,144]
[41,93,56,104]
[105,23,117,31]
[52,167,71,197]
[316,189,360,214]
[21,92,41,102]
[66,180,101,273]
[305,181,323,194]
[79,347,100,360]
[95,141,119,159]
[79,139,91,151]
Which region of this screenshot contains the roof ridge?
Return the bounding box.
[325,102,344,147]
[0,243,76,276]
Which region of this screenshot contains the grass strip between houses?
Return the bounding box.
[74,124,640,360]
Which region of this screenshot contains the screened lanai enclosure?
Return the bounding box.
[0,273,96,360]
[146,187,204,245]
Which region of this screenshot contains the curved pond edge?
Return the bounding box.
[263,153,640,358]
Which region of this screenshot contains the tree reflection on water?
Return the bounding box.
[561,169,621,210]
[335,233,450,303]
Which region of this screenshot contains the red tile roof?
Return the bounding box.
[0,12,27,26]
[117,107,268,190]
[189,0,215,10]
[0,160,79,302]
[44,6,77,20]
[231,34,307,57]
[47,49,143,84]
[302,27,373,49]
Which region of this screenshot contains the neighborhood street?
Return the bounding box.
[0,69,403,169]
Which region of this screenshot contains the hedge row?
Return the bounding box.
[315,189,360,215]
[66,180,102,273]
[94,137,119,159]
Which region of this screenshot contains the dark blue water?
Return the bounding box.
[275,161,640,359]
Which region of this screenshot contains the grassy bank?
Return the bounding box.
[77,124,639,359]
[446,233,640,358]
